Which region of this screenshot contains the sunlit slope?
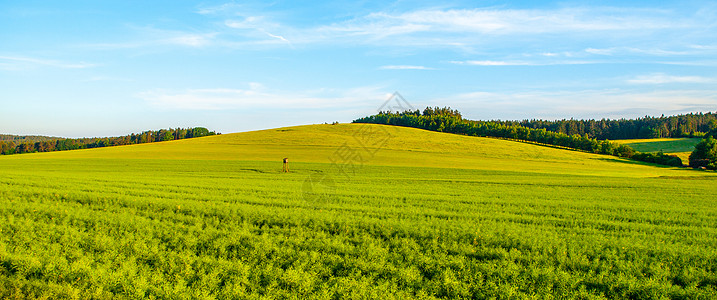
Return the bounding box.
[5,124,711,178]
[615,138,700,165]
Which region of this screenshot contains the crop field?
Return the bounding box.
[616,138,700,153]
[616,138,701,164]
[1,124,717,299]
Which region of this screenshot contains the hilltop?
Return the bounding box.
[9,123,709,178]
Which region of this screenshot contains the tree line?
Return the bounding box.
[0,127,217,155]
[353,107,683,167]
[0,134,59,143]
[689,123,717,170]
[509,113,717,139]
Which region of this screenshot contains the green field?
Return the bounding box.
[615,138,701,166]
[616,138,700,153]
[1,124,716,299]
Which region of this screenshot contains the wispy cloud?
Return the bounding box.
[690,44,717,50]
[82,27,217,50]
[224,17,268,29]
[586,47,694,56]
[80,5,716,57]
[447,89,717,120]
[196,3,245,15]
[379,65,434,70]
[451,60,535,66]
[165,33,217,47]
[262,31,293,47]
[627,73,715,84]
[585,48,616,56]
[0,55,96,70]
[450,60,594,66]
[164,5,710,54]
[306,7,696,45]
[447,43,716,66]
[137,84,388,110]
[224,17,295,47]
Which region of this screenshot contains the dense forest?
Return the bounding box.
[354,107,684,167]
[0,127,217,155]
[688,125,717,170]
[509,113,717,139]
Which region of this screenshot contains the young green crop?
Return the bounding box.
[616,138,701,153]
[615,138,703,166]
[1,124,716,299]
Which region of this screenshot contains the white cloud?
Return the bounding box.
[137,84,388,111]
[446,89,717,120]
[165,33,216,47]
[585,48,617,56]
[627,48,692,56]
[0,55,96,70]
[310,7,692,43]
[197,3,245,15]
[176,5,713,54]
[658,60,717,67]
[586,47,694,57]
[224,17,294,47]
[263,31,292,47]
[81,28,217,50]
[690,44,717,50]
[82,5,715,56]
[379,65,434,70]
[540,52,560,57]
[452,60,534,66]
[450,60,595,66]
[224,17,268,29]
[627,73,715,84]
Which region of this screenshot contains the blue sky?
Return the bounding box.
[1,0,716,137]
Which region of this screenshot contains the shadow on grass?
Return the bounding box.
[594,157,717,179]
[592,157,692,170]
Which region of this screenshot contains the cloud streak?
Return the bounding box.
[450,60,595,66]
[302,7,702,46]
[137,84,388,111]
[447,89,717,120]
[81,26,218,50]
[356,8,679,35]
[0,55,96,70]
[80,5,717,58]
[627,73,716,84]
[379,65,434,70]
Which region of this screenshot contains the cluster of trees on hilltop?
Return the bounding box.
[354,107,683,167]
[689,122,717,169]
[0,127,217,155]
[508,113,717,140]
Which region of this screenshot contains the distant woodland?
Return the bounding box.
[0,134,60,144]
[0,127,217,155]
[354,108,717,167]
[509,113,717,139]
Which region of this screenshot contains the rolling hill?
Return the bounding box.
[1,124,716,298]
[10,124,708,178]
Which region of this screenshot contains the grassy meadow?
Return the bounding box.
[1,124,716,299]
